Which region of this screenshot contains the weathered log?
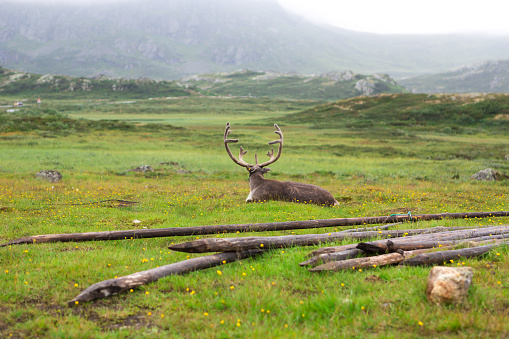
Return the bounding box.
[309,251,406,272]
[357,226,509,254]
[338,223,402,233]
[68,249,262,307]
[306,226,468,257]
[308,245,460,272]
[3,211,508,247]
[168,227,453,253]
[299,248,363,267]
[400,242,508,266]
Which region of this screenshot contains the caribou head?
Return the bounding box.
[224,122,339,207]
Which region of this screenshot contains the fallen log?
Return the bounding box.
[309,251,406,272]
[358,227,509,253]
[68,249,262,307]
[309,246,459,272]
[299,248,363,267]
[305,226,472,257]
[3,211,508,247]
[400,242,508,266]
[168,227,456,253]
[338,223,402,233]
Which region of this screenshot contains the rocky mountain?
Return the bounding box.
[400,60,509,93]
[1,0,509,80]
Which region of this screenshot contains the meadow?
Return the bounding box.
[1,95,509,338]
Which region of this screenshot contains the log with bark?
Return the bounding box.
[68,249,262,307]
[3,211,508,247]
[168,227,459,254]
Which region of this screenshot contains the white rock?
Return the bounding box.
[425,266,473,305]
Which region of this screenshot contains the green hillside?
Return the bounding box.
[283,93,509,133]
[0,66,193,100]
[181,70,407,100]
[0,67,407,101]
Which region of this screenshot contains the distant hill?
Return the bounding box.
[1,0,509,79]
[0,66,194,99]
[0,66,406,101]
[179,69,407,100]
[399,60,509,94]
[282,93,509,133]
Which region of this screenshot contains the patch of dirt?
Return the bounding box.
[365,275,384,283]
[102,314,152,331]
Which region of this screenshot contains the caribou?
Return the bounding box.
[224,122,339,207]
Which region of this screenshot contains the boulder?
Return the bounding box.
[35,170,62,183]
[470,168,509,181]
[425,266,473,305]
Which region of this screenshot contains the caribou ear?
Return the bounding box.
[261,167,270,173]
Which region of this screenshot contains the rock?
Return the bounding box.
[355,79,376,96]
[425,266,473,305]
[35,170,62,183]
[128,165,154,173]
[505,155,509,160]
[470,168,509,181]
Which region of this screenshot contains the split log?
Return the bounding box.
[3,211,508,247]
[168,227,454,253]
[299,248,363,267]
[400,242,508,266]
[68,249,262,307]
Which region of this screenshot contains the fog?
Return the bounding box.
[2,0,509,35]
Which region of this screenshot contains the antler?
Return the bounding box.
[259,124,283,168]
[224,122,254,168]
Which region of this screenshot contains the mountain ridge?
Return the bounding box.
[400,59,509,93]
[1,0,509,79]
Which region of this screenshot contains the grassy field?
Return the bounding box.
[1,95,509,338]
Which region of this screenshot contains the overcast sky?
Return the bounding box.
[4,0,509,35]
[277,0,509,35]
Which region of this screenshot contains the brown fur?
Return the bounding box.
[246,167,339,207]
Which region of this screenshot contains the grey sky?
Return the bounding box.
[3,0,509,35]
[277,0,509,35]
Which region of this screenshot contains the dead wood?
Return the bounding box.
[358,226,509,254]
[4,211,508,247]
[400,242,508,266]
[299,248,363,267]
[306,226,468,257]
[308,245,461,272]
[68,249,262,307]
[309,251,405,272]
[168,227,455,253]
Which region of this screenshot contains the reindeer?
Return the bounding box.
[224,122,339,207]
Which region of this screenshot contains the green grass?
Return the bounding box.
[1,95,509,337]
